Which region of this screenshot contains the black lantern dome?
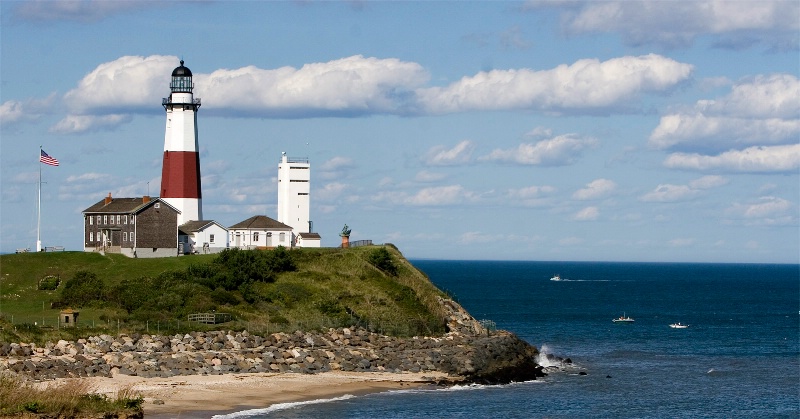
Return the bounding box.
[170,60,193,93]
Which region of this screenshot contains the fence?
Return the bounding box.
[342,240,373,248]
[187,312,232,324]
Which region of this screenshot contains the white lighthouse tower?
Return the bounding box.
[277,152,311,243]
[160,60,202,225]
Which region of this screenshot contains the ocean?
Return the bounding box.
[216,260,799,418]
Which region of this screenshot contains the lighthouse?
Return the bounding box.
[160,60,202,225]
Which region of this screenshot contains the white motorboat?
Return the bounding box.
[612,314,635,323]
[669,322,689,329]
[550,274,562,281]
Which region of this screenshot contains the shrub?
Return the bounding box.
[60,271,105,307]
[38,275,60,291]
[367,247,398,276]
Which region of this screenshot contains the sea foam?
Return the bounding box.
[211,394,356,418]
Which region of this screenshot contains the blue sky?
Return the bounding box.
[1,1,798,263]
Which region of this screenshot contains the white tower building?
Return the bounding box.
[160,60,202,225]
[277,152,310,243]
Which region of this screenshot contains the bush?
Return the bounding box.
[367,247,397,276]
[38,275,60,291]
[60,271,105,307]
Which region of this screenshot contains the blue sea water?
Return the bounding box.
[218,261,799,418]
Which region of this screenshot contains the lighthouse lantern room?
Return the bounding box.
[160,60,202,225]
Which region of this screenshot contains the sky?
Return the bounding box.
[1,1,798,263]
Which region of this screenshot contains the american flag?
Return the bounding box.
[40,149,59,166]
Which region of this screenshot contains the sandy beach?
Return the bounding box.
[48,371,453,418]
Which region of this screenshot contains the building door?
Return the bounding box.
[235,233,241,247]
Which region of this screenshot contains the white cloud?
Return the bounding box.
[50,114,132,134]
[649,74,800,152]
[414,170,447,183]
[573,206,600,221]
[640,184,698,203]
[32,53,692,133]
[508,185,556,199]
[199,55,428,117]
[0,94,56,126]
[572,178,617,200]
[688,175,729,190]
[62,55,175,114]
[320,156,354,171]
[373,185,478,206]
[725,196,796,226]
[742,197,791,218]
[534,1,800,50]
[417,54,692,114]
[11,0,157,22]
[640,174,730,202]
[0,100,25,124]
[481,134,598,166]
[663,144,800,173]
[423,140,475,166]
[315,182,349,202]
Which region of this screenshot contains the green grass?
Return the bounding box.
[0,245,449,343]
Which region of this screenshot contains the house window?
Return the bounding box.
[123,215,127,224]
[116,215,121,224]
[103,215,107,224]
[279,232,286,242]
[123,232,127,241]
[253,232,259,242]
[97,215,101,224]
[210,234,215,244]
[110,215,114,225]
[154,203,160,209]
[89,232,93,241]
[130,232,135,242]
[89,216,93,225]
[131,215,135,224]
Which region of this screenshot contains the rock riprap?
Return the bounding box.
[0,299,546,383]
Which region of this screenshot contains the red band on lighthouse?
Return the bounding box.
[160,151,202,199]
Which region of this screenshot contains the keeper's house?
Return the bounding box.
[229,215,293,249]
[82,193,180,258]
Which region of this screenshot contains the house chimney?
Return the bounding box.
[142,195,150,204]
[104,193,112,205]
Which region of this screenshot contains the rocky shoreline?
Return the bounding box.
[0,299,552,384]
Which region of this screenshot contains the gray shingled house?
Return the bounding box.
[82,193,180,258]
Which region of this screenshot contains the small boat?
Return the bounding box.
[669,322,689,329]
[612,314,634,323]
[550,274,562,281]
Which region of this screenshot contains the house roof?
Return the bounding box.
[298,232,321,239]
[179,220,227,235]
[82,197,179,215]
[229,215,292,230]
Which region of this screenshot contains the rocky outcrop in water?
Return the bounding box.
[0,299,546,384]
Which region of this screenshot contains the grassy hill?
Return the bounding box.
[0,245,449,344]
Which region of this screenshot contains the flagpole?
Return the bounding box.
[37,146,42,252]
